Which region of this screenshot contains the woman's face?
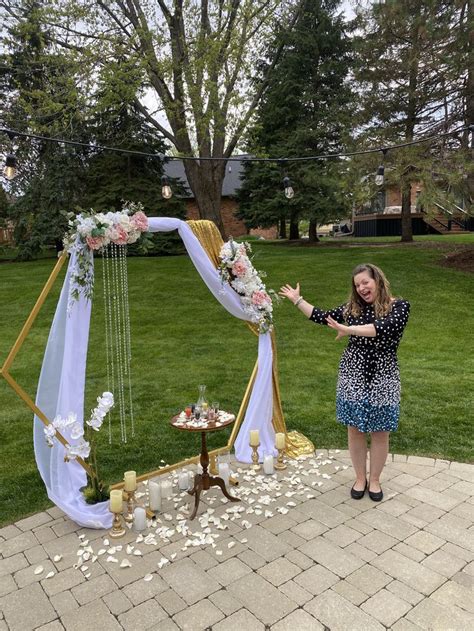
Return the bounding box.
[354,271,377,304]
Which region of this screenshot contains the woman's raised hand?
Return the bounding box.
[279,282,301,305]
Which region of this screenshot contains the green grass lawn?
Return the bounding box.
[1,240,473,525]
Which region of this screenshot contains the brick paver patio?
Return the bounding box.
[0,450,473,630]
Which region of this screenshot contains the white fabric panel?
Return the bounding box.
[33,217,274,528]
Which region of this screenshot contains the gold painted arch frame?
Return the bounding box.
[0,220,313,489]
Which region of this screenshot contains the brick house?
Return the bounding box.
[354,179,472,237]
[164,157,278,239]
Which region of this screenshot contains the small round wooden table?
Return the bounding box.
[170,413,241,520]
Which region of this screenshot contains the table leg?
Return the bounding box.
[188,473,203,520]
[209,477,240,503]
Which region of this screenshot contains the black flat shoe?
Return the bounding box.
[368,487,383,502]
[350,480,367,500]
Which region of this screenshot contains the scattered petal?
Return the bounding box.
[144,574,153,582]
[227,542,236,549]
[106,556,118,563]
[215,550,223,556]
[97,549,106,556]
[84,573,91,579]
[53,555,62,562]
[34,566,44,575]
[45,571,55,579]
[120,559,132,568]
[126,545,134,555]
[133,549,143,556]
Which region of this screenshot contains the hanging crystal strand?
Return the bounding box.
[111,242,127,443]
[103,246,115,444]
[117,245,129,441]
[120,244,135,438]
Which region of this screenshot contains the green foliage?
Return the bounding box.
[238,0,354,234]
[349,0,472,227]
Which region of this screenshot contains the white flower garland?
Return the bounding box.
[218,238,277,334]
[63,202,149,311]
[44,392,114,461]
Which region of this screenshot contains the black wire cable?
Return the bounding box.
[0,125,472,164]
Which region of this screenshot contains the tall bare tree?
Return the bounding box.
[37,0,301,235]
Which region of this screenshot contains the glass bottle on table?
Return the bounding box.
[197,385,208,418]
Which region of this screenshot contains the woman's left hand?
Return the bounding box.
[326,315,350,340]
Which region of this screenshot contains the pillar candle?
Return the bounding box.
[218,463,230,486]
[249,430,260,446]
[133,507,146,531]
[178,471,189,491]
[263,455,274,475]
[275,433,286,450]
[109,489,123,513]
[161,479,173,499]
[124,470,137,492]
[148,481,162,511]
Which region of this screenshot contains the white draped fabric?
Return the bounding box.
[34,216,275,528]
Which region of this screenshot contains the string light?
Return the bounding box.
[3,153,17,180]
[375,149,388,186]
[283,176,294,199]
[161,174,173,199]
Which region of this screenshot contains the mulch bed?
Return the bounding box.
[438,247,474,273]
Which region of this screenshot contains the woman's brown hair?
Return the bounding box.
[345,264,395,319]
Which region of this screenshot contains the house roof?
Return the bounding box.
[163,155,249,198]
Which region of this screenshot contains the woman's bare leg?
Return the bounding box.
[369,431,390,492]
[348,426,368,490]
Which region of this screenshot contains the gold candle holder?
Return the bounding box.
[124,489,136,523]
[274,447,287,470]
[109,512,126,538]
[250,443,261,471]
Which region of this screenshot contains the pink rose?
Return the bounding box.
[232,260,248,277]
[113,225,128,245]
[130,211,148,232]
[251,290,271,306]
[86,235,104,250]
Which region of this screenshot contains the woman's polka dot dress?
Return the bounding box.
[310,299,410,433]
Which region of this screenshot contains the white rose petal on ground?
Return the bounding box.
[53,555,62,562]
[120,559,132,568]
[45,571,55,579]
[34,566,44,575]
[144,574,153,582]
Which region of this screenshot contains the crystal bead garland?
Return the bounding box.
[101,242,135,444]
[102,246,114,444]
[119,243,135,438]
[111,242,127,443]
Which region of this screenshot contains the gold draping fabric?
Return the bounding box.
[186,219,314,458]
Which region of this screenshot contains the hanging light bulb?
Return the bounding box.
[161,175,173,199]
[375,164,385,187]
[3,153,17,180]
[283,176,294,199]
[375,149,387,186]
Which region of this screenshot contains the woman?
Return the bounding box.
[279,263,410,501]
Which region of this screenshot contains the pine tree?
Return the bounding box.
[237,0,353,240]
[1,0,89,258]
[352,0,471,241]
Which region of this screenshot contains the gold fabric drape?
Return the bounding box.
[187,219,314,458]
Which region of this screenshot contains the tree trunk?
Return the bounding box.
[279,218,287,239]
[401,180,413,242]
[289,213,299,240]
[308,219,319,242]
[183,160,227,237]
[465,0,474,205]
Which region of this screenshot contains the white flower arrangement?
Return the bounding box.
[218,238,277,334]
[63,202,149,311]
[44,392,114,462]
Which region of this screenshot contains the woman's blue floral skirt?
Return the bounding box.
[336,396,399,433]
